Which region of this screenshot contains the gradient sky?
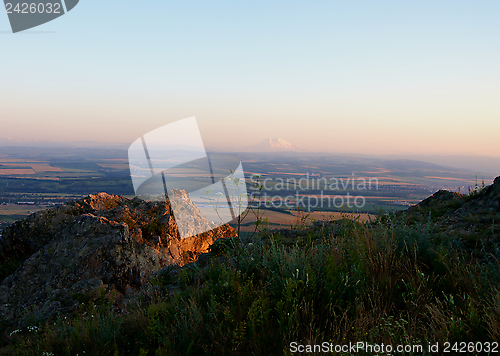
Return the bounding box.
[1,1,499,156]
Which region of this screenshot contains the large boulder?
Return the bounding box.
[0,191,236,323]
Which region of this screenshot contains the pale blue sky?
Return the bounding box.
[1,1,499,156]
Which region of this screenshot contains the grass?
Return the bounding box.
[1,211,499,355]
[0,215,26,223]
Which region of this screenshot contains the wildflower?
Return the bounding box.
[9,329,21,337]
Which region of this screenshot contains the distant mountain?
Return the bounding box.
[244,138,301,152]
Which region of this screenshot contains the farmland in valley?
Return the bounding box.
[0,147,495,231]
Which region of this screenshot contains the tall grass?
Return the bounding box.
[1,217,499,355]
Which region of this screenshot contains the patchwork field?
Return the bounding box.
[233,209,375,234]
[0,204,44,224]
[0,147,496,229]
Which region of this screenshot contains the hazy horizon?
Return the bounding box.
[1,138,499,176]
[1,136,500,159]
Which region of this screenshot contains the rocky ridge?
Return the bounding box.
[399,176,500,259]
[0,191,236,323]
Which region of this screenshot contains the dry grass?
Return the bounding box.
[0,169,35,175]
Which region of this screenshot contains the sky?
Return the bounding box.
[1,1,499,157]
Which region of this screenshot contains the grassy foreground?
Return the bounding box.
[1,212,499,355]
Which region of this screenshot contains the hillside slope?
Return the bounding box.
[396,176,500,261]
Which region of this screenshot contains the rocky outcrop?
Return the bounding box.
[0,191,236,323]
[412,189,464,210]
[400,176,500,258]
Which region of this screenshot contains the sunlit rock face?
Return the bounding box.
[0,192,236,322]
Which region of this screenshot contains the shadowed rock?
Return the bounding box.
[0,191,236,323]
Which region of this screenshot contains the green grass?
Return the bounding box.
[1,215,499,355]
[0,214,26,222]
[0,166,33,170]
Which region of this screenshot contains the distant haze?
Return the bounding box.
[2,137,498,177]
